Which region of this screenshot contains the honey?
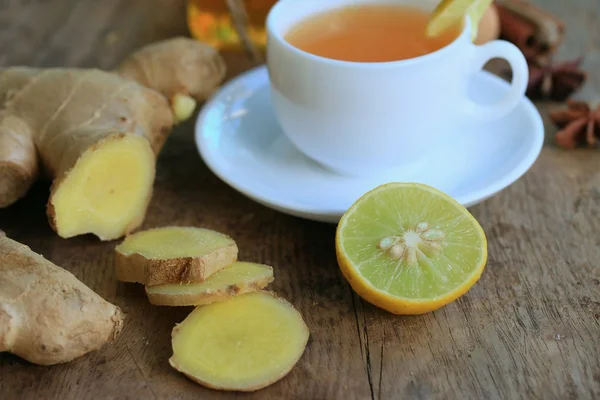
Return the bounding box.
[186,0,276,51]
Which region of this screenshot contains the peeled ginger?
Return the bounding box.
[169,291,309,392]
[146,261,274,306]
[115,226,238,286]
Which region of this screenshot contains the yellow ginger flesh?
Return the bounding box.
[50,134,155,240]
[146,261,274,306]
[116,226,236,259]
[170,291,309,391]
[171,94,197,122]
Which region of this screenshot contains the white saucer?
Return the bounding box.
[195,65,544,223]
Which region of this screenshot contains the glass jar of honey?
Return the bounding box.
[186,0,277,51]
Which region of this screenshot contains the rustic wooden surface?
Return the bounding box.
[0,0,599,399]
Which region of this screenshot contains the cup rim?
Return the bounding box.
[266,0,473,68]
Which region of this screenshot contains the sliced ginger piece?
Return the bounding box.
[146,261,274,306]
[48,133,156,240]
[115,226,238,286]
[169,291,309,392]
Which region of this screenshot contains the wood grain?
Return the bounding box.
[0,0,599,399]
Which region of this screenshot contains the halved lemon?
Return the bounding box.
[426,0,495,41]
[335,182,487,315]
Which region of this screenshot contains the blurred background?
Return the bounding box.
[1,0,597,147]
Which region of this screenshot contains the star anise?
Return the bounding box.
[549,100,600,149]
[527,57,587,102]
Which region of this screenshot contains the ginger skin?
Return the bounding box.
[116,37,227,105]
[0,235,124,365]
[146,261,274,306]
[0,37,226,240]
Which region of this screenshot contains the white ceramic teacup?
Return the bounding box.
[266,0,529,177]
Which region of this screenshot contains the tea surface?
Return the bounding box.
[284,4,462,62]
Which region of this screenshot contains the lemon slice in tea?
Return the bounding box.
[425,0,495,41]
[335,182,487,315]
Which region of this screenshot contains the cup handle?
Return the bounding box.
[463,40,529,122]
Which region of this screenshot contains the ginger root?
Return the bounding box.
[116,37,226,106]
[169,291,309,392]
[0,37,226,240]
[115,226,238,286]
[146,261,274,306]
[0,235,124,365]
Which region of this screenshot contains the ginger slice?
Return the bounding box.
[0,235,124,365]
[115,226,238,286]
[48,133,156,240]
[169,291,309,392]
[146,261,274,306]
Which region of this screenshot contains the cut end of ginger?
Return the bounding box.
[169,291,309,392]
[48,133,155,241]
[146,261,274,306]
[115,226,238,286]
[171,94,197,122]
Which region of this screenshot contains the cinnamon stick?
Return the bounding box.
[496,0,565,61]
[496,5,539,60]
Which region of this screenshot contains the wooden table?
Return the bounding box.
[1,1,599,399]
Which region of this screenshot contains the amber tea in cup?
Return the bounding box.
[283,3,463,62]
[267,0,528,176]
